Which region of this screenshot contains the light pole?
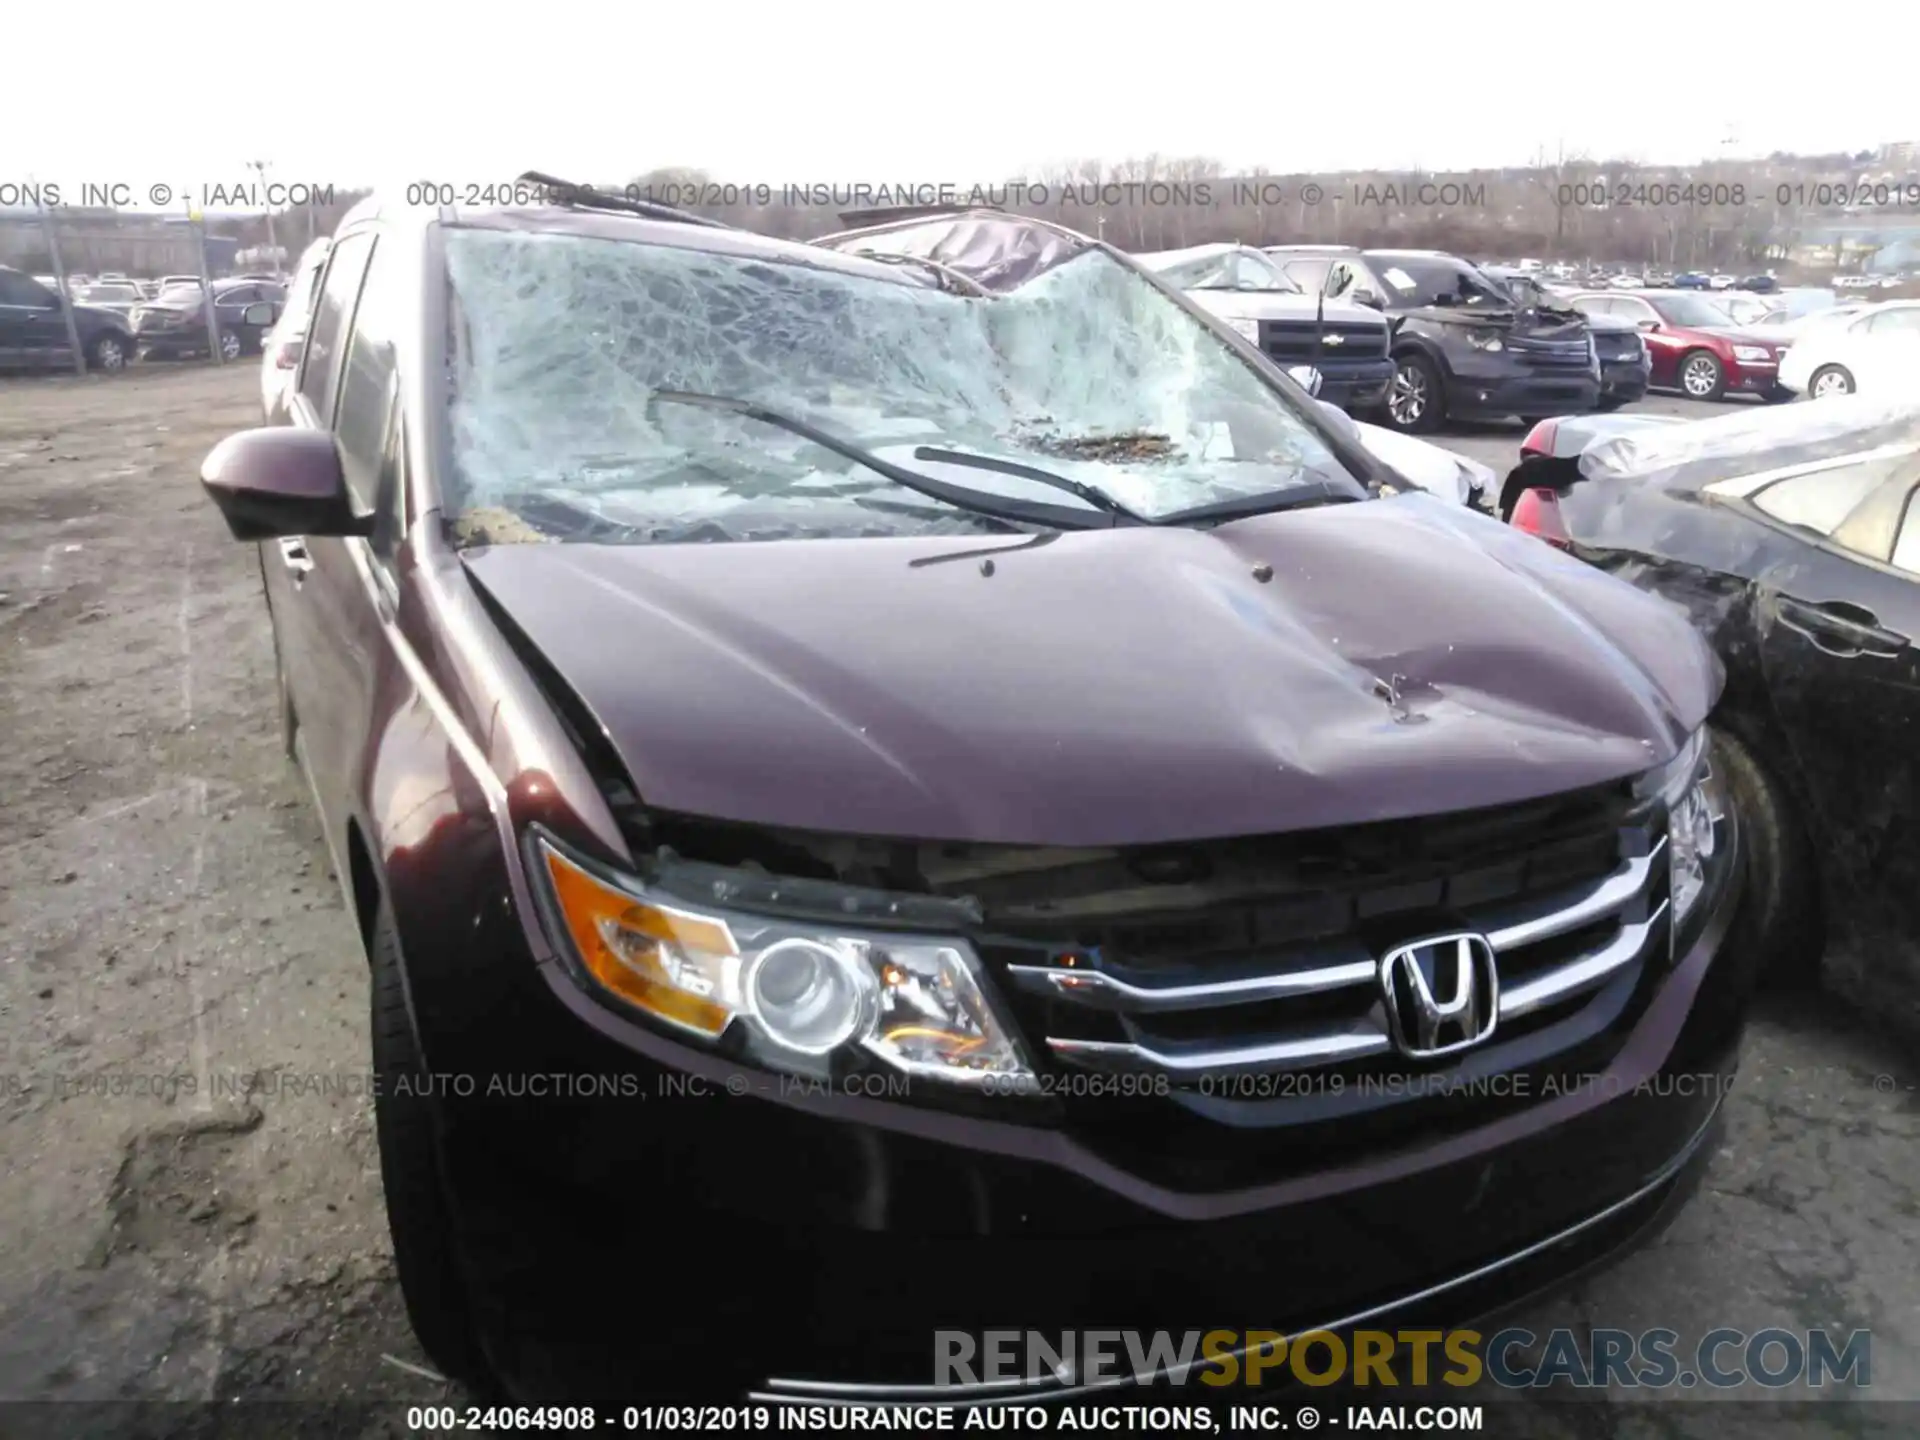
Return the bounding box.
[248,159,280,272]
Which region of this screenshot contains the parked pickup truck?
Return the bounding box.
[1135,243,1395,415]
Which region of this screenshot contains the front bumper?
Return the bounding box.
[1442,358,1601,418]
[1600,357,1651,403]
[1724,360,1780,396]
[414,825,1753,1403]
[1313,359,1395,412]
[135,330,221,358]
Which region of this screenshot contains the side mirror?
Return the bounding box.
[1351,289,1382,309]
[200,428,371,540]
[1316,397,1359,440]
[1430,292,1456,308]
[1286,364,1324,396]
[1637,319,1660,332]
[243,301,278,327]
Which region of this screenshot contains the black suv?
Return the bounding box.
[1482,266,1649,412]
[0,266,135,373]
[1267,247,1601,433]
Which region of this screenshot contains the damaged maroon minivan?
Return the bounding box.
[197,185,1754,1403]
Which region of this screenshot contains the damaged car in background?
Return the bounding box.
[1501,398,1920,1027]
[194,182,1754,1403]
[1483,266,1650,413]
[1265,247,1602,435]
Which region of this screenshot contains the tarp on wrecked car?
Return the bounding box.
[819,213,1090,293]
[1578,392,1920,491]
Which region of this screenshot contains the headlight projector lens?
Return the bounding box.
[744,939,871,1054]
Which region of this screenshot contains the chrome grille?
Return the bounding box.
[1002,828,1668,1080]
[1260,321,1391,362]
[1508,334,1594,369]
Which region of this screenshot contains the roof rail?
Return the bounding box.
[836,202,1003,227]
[518,171,735,230]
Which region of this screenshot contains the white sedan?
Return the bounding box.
[1777,301,1920,398]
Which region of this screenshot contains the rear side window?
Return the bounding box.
[1892,489,1920,576]
[297,234,374,421]
[1866,307,1920,335]
[0,271,50,305]
[1750,455,1916,538]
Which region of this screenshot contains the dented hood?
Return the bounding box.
[464,496,1715,846]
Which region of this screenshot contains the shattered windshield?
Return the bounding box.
[441,229,1354,545]
[1367,256,1511,308]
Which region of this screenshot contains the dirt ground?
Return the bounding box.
[0,366,1915,1438]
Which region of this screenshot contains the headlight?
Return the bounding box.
[533,837,1035,1088]
[1732,345,1772,362]
[1467,331,1504,351]
[1634,727,1733,939]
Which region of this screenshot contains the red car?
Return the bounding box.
[1568,290,1790,402]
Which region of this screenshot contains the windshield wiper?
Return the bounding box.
[646,390,1114,532]
[1155,478,1363,527]
[910,446,1150,526]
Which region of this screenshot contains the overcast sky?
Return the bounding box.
[8,1,1914,203]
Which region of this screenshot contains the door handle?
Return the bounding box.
[277,537,314,577]
[1773,595,1908,659]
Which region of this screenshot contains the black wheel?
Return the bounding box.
[1678,349,1726,401]
[1808,364,1855,399]
[1713,728,1824,987]
[1595,396,1628,412]
[1385,353,1443,434]
[85,332,129,373]
[369,905,495,1391]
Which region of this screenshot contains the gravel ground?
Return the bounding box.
[0,366,1914,1437]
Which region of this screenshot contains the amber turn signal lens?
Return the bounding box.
[540,846,738,1038]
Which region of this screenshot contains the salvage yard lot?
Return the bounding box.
[0,366,1916,1435]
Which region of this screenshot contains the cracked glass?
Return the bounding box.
[439,229,1352,545]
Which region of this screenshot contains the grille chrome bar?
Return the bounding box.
[1485,839,1665,952]
[1030,823,1670,1079]
[1049,1019,1393,1076]
[1499,901,1668,1020]
[1006,956,1377,1011]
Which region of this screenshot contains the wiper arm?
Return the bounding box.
[1155,478,1363,527]
[910,446,1150,526]
[647,390,1111,532]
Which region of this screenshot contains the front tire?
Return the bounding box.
[85,333,128,373]
[369,905,495,1392]
[1595,396,1628,412]
[1714,729,1824,986]
[1385,353,1443,434]
[1808,364,1855,398]
[1679,350,1726,401]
